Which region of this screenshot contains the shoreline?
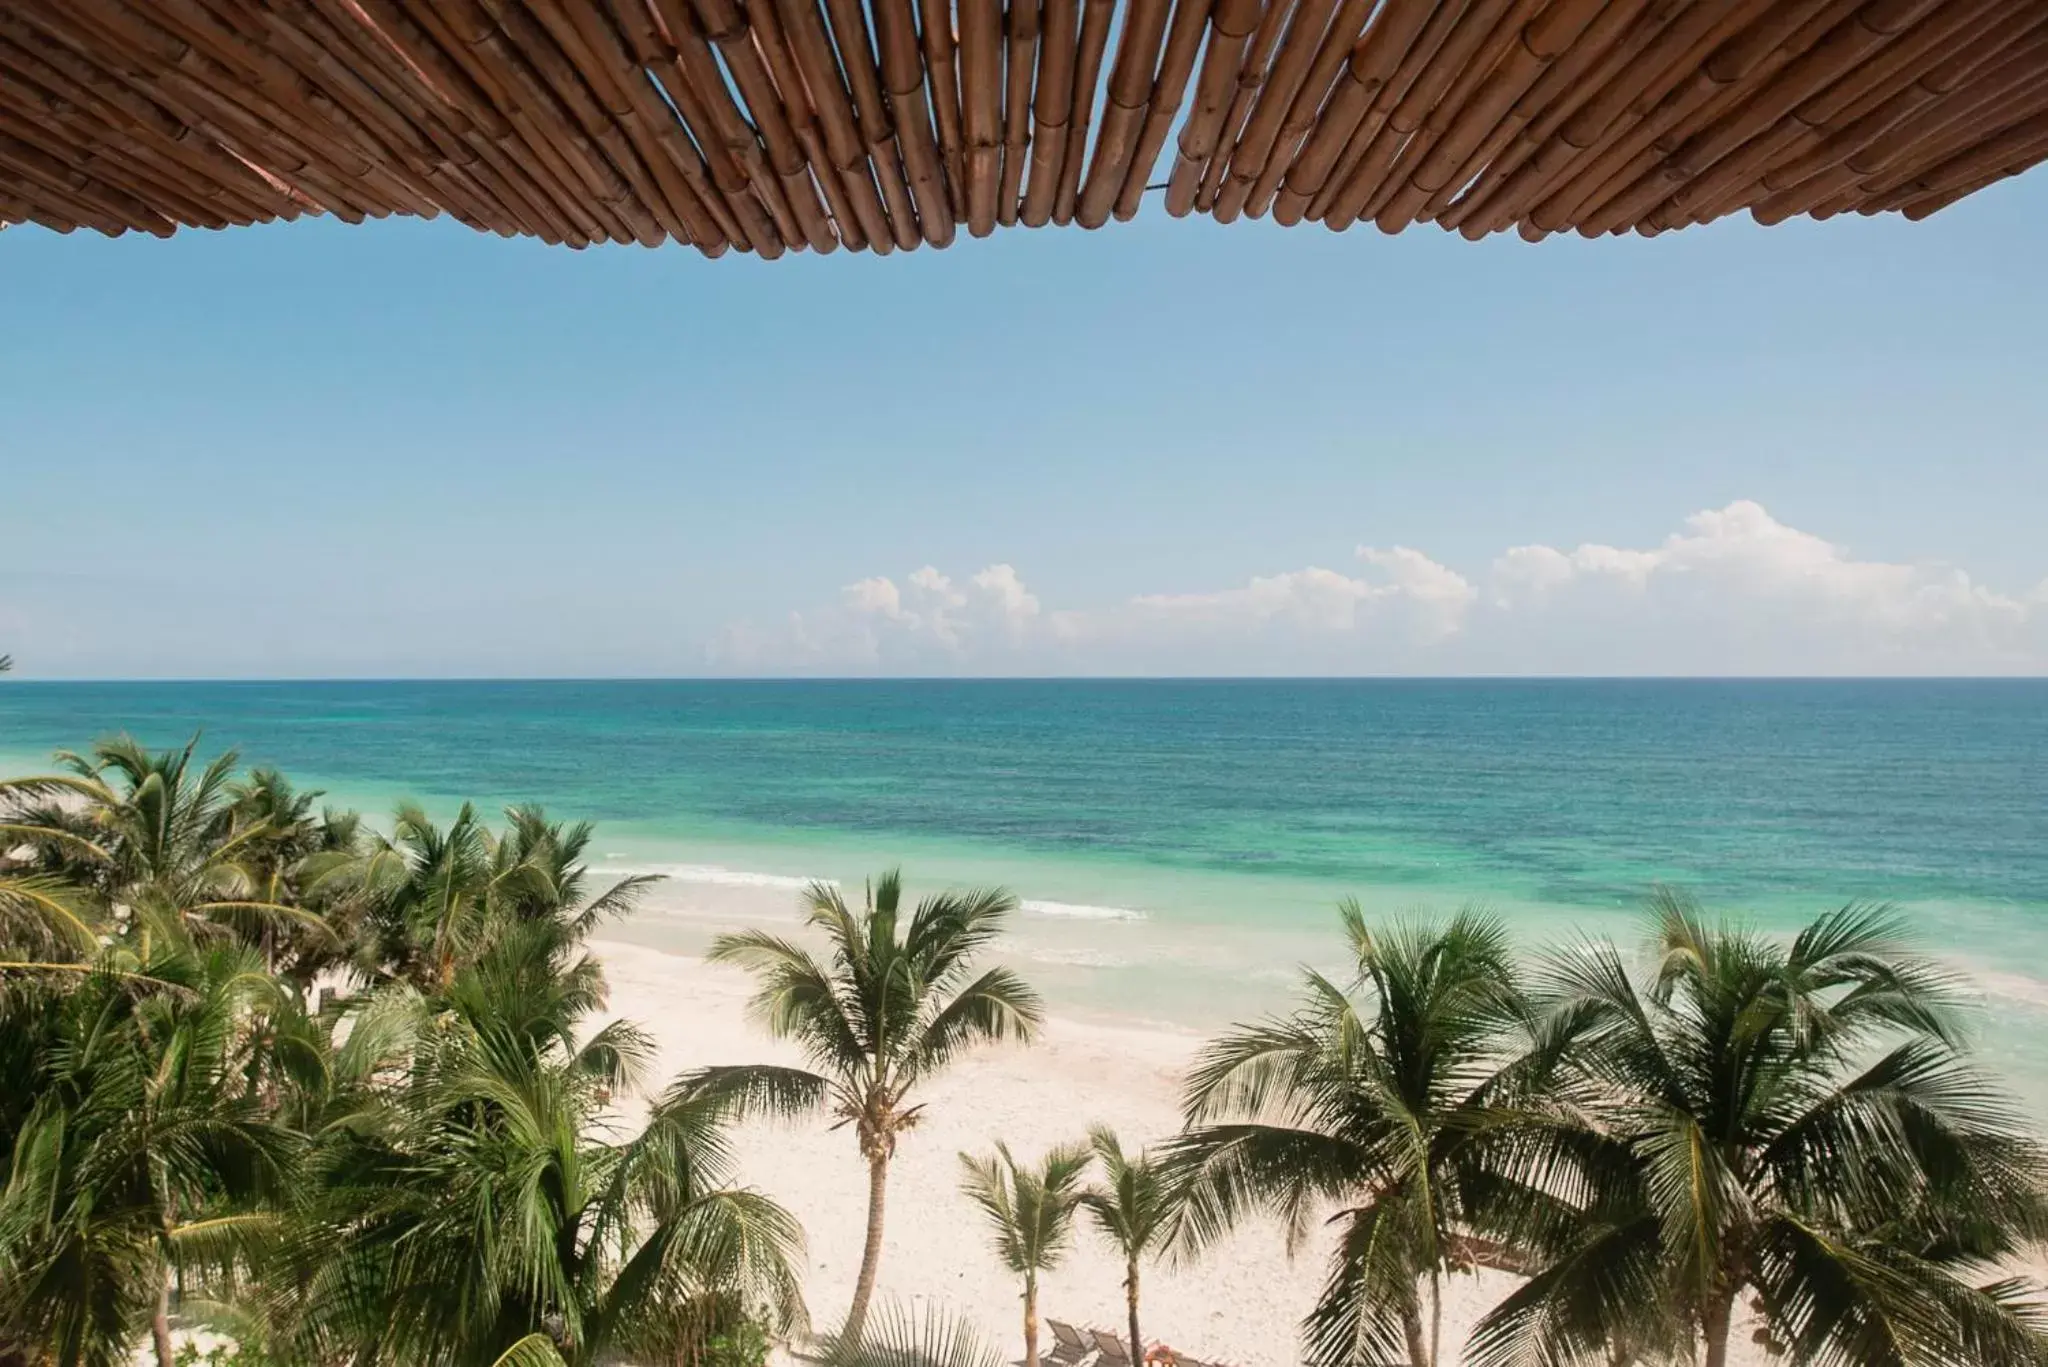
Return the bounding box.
[592,860,2048,1122]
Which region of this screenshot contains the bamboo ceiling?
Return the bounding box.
[1,0,2044,257]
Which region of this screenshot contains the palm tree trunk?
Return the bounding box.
[1702,1290,1735,1367]
[1428,1269,1442,1367]
[1024,1273,1041,1367]
[845,1153,890,1343]
[152,1268,175,1367]
[1126,1258,1142,1366]
[1401,1303,1429,1367]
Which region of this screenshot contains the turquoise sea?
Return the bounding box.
[4,680,2047,1097]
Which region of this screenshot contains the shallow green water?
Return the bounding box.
[5,679,2046,1095]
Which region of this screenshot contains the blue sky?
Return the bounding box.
[2,173,2044,677]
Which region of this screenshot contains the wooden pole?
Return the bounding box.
[1021,0,1078,224]
[1113,0,1216,219]
[0,0,2041,248]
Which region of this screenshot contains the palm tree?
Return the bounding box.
[959,1142,1092,1367]
[1468,892,2048,1367]
[5,739,324,957]
[224,768,367,981]
[1080,1127,1179,1367]
[1166,903,1527,1367]
[1,777,111,964]
[314,801,498,989]
[684,869,1044,1343]
[0,936,301,1367]
[283,939,804,1367]
[487,804,660,936]
[54,737,242,902]
[314,802,654,993]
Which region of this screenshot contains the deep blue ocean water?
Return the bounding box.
[5,679,2047,1088]
[4,678,2043,904]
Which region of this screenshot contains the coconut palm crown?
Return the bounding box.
[960,1141,1092,1367]
[682,869,1043,1342]
[1167,903,1528,1367]
[1080,1127,1181,1367]
[1468,892,2048,1367]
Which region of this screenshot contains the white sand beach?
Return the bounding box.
[592,938,1776,1367]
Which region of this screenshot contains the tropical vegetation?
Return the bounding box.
[5,733,2047,1367]
[959,1141,1092,1367]
[1080,1127,1179,1367]
[0,737,797,1367]
[1166,904,1531,1367]
[686,871,1043,1342]
[1466,892,2048,1367]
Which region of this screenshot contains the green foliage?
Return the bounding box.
[275,937,804,1367]
[0,935,301,1367]
[307,799,655,994]
[173,1339,278,1367]
[815,1301,1008,1367]
[1,739,788,1367]
[959,1141,1092,1278]
[1167,905,1528,1367]
[701,1315,773,1367]
[1468,891,2048,1367]
[691,868,1044,1339]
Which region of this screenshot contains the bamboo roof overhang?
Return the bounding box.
[1,0,2044,256]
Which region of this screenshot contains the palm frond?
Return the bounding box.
[818,1300,1008,1367]
[1164,1123,1366,1257]
[958,1140,1092,1278]
[1298,1200,1423,1367]
[568,1017,656,1092]
[0,873,104,958]
[488,1332,571,1367]
[1464,1214,1672,1367]
[905,966,1042,1084]
[0,819,113,864]
[709,929,870,1068]
[663,1063,831,1124]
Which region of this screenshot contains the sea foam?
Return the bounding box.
[596,864,1144,920]
[1021,898,1147,922]
[595,862,833,893]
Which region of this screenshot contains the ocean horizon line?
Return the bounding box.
[5,673,2047,686]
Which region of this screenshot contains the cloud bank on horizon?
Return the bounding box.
[711,502,2048,676]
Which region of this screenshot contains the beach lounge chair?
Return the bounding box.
[1089,1329,1132,1367]
[1009,1321,1090,1367]
[1044,1320,1094,1366]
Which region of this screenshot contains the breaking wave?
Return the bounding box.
[1021,898,1147,922]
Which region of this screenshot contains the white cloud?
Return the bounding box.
[707,502,2048,676]
[715,561,1048,669]
[1478,500,2041,673]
